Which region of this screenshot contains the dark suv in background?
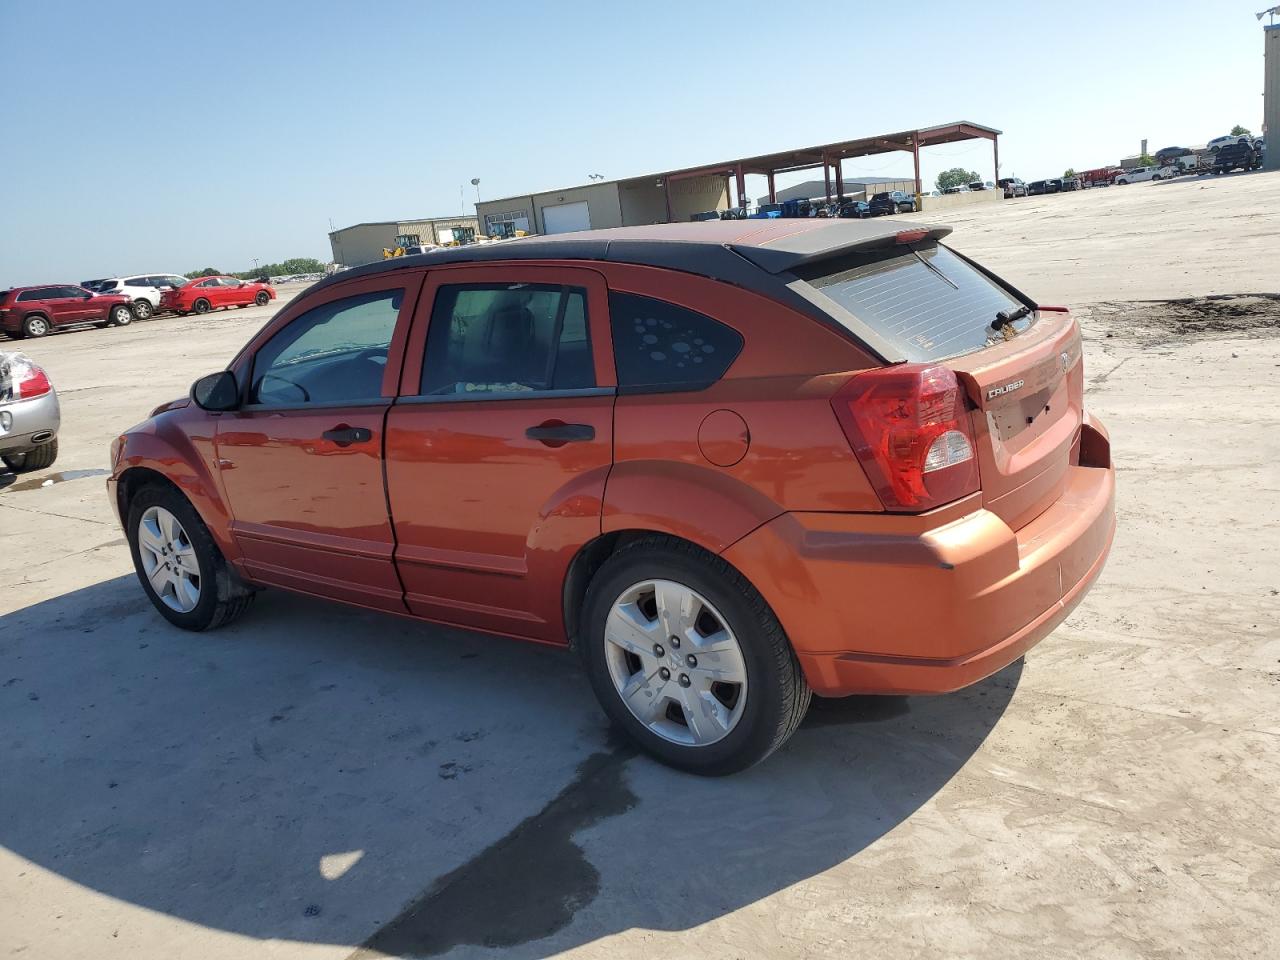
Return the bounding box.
[998,177,1028,198]
[1213,142,1261,175]
[0,285,135,338]
[868,191,916,216]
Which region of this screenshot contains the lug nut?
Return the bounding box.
[670,635,681,648]
[678,674,691,687]
[686,654,698,668]
[659,667,671,681]
[654,643,665,658]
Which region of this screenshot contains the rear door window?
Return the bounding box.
[794,242,1026,362]
[608,292,742,392]
[418,282,594,397]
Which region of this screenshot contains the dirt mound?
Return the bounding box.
[1080,295,1280,340]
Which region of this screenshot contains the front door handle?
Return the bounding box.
[322,424,372,446]
[525,421,595,446]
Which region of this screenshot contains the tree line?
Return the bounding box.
[184,257,327,280]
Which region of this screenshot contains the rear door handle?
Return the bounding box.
[322,424,372,446]
[525,421,595,446]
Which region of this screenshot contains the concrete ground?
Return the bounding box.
[2,170,1278,960]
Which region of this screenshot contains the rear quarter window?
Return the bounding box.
[608,292,743,392]
[794,242,1026,362]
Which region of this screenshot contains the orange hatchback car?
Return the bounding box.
[108,220,1114,774]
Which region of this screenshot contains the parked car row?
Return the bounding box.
[700,190,916,223]
[0,275,277,339]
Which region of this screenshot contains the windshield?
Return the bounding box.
[794,242,1030,362]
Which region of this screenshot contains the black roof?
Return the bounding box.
[308,219,957,363]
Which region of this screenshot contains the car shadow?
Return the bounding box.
[0,574,1021,956]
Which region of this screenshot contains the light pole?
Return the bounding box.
[252,257,259,275]
[470,178,481,205]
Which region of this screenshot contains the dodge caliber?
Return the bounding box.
[108,220,1115,774]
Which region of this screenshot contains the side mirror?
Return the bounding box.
[191,371,239,412]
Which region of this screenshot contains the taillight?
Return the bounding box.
[14,361,52,399]
[831,364,979,512]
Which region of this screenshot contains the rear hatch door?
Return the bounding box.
[792,240,1083,529]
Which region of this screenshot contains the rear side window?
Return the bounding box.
[608,292,742,392]
[419,283,594,397]
[795,242,1024,362]
[16,289,50,302]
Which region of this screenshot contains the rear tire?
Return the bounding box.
[126,483,255,631]
[581,536,810,775]
[193,298,211,315]
[21,315,50,338]
[2,438,58,473]
[131,299,153,320]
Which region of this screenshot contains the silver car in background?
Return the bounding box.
[0,351,60,472]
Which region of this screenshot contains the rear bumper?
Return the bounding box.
[0,389,60,455]
[722,426,1115,696]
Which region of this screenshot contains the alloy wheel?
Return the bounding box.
[112,306,132,325]
[604,579,748,747]
[137,506,201,613]
[133,300,152,320]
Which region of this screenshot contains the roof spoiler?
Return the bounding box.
[729,221,953,275]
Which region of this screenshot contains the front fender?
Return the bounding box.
[109,407,240,565]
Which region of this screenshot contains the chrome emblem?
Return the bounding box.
[987,379,1025,400]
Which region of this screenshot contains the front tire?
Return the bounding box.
[2,438,57,473]
[193,298,211,315]
[254,291,270,306]
[126,484,255,631]
[581,536,810,775]
[110,304,133,326]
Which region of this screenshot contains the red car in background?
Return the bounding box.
[1,284,136,338]
[160,276,276,316]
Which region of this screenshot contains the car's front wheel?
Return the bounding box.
[126,484,255,631]
[255,291,270,306]
[110,304,133,326]
[581,536,810,775]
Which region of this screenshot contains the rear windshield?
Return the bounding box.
[795,242,1029,362]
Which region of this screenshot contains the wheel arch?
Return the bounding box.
[113,422,241,567]
[561,528,763,653]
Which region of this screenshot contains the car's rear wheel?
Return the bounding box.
[21,315,50,338]
[2,438,58,473]
[110,304,133,326]
[131,299,152,320]
[581,536,810,775]
[255,291,270,306]
[193,298,211,315]
[126,484,255,631]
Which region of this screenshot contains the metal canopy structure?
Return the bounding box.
[656,120,1002,213]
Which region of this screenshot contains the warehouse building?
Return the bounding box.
[476,175,728,238]
[476,121,1001,234]
[329,215,480,267]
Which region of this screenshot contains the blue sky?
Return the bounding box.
[0,0,1268,285]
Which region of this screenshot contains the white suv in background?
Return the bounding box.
[95,274,189,319]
